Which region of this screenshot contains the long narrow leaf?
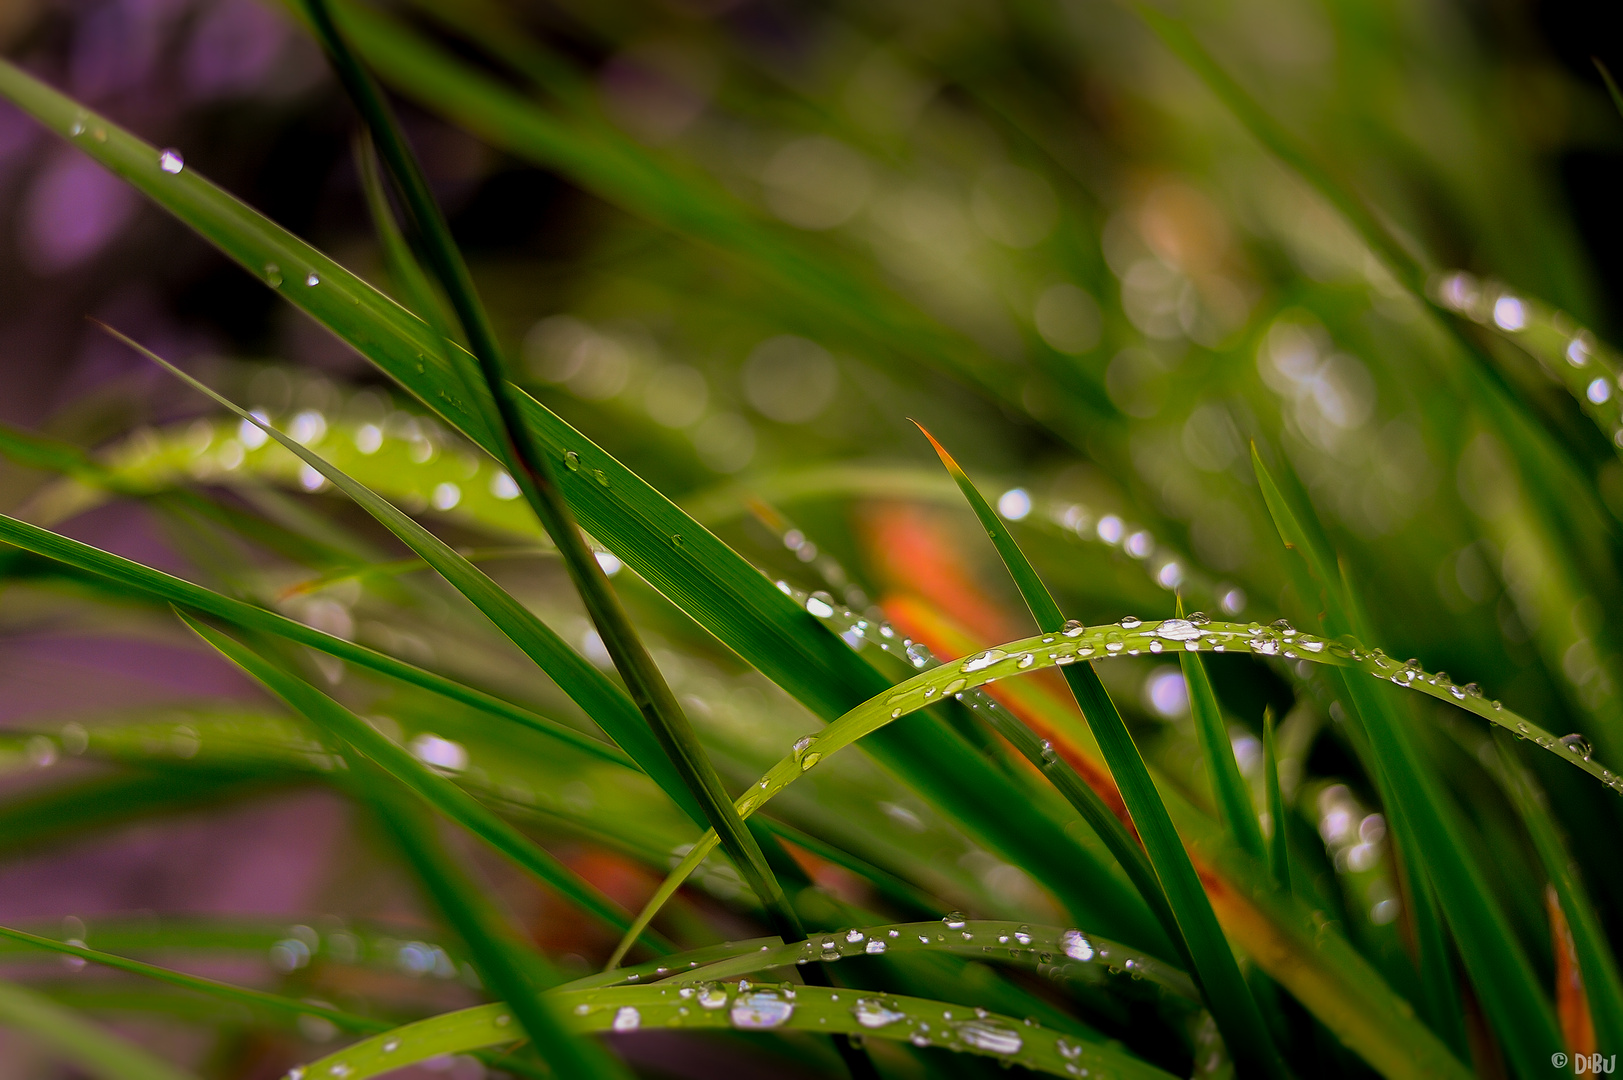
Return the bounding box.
[175,611,659,949]
[0,980,196,1080]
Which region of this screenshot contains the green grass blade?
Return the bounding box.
[103,323,699,825]
[918,424,1286,1080]
[365,772,630,1080]
[299,989,1177,1080]
[175,611,659,948]
[0,980,196,1080]
[0,511,624,767]
[1262,709,1290,894]
[1251,447,1561,1073]
[1182,642,1266,862]
[0,925,385,1035]
[1596,59,1623,120]
[298,0,805,947]
[0,61,1148,931]
[1492,730,1623,1047]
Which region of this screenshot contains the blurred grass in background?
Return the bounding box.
[0,0,1621,1077]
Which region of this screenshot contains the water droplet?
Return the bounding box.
[69,112,86,136]
[1105,631,1125,653]
[865,939,887,954]
[1061,929,1094,961]
[731,990,794,1029]
[495,1014,510,1026]
[853,999,906,1028]
[955,1020,1023,1055]
[1272,619,1296,636]
[1063,618,1085,636]
[1189,611,1211,625]
[563,450,582,471]
[158,148,184,174]
[800,752,821,771]
[383,1040,399,1053]
[264,263,282,287]
[1013,925,1032,946]
[943,912,967,930]
[301,272,319,287]
[328,1066,350,1078]
[944,678,966,695]
[1155,618,1202,641]
[1017,653,1035,668]
[806,593,835,618]
[613,1006,641,1031]
[845,929,865,944]
[697,984,728,1009]
[1057,1037,1082,1060]
[1559,734,1594,761]
[1252,638,1280,656]
[962,650,1006,673]
[1119,616,1142,629]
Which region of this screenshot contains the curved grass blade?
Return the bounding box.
[0,61,1149,933]
[102,323,699,826]
[1491,729,1623,1047]
[653,920,1196,1001]
[0,979,196,1080]
[296,0,801,948]
[916,423,1285,1080]
[175,611,661,950]
[300,988,1178,1080]
[1262,708,1290,893]
[364,771,629,1080]
[1252,447,1561,1073]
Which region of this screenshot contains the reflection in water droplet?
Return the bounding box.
[305,272,320,287]
[731,990,794,1029]
[159,148,184,174]
[961,650,1006,673]
[853,999,907,1028]
[1061,929,1094,961]
[612,1006,641,1031]
[955,1020,1023,1055]
[265,263,283,287]
[943,912,967,930]
[697,984,728,1009]
[865,939,887,954]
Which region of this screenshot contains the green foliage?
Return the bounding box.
[0,2,1619,1078]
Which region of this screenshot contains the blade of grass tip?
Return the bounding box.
[173,609,663,951]
[1253,447,1558,1071]
[908,427,1180,955]
[0,979,198,1080]
[1263,708,1290,894]
[98,322,702,829]
[915,422,1288,1080]
[1595,59,1623,120]
[362,769,630,1080]
[1492,728,1623,1048]
[1179,599,1267,862]
[295,0,802,950]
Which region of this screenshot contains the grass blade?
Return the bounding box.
[1262,709,1290,893]
[1492,729,1623,1047]
[1252,446,1560,1073]
[295,0,802,947]
[363,770,629,1080]
[0,61,1154,928]
[0,980,196,1080]
[101,322,700,826]
[0,511,624,767]
[917,423,1286,1079]
[174,610,658,949]
[299,989,1178,1080]
[1181,637,1266,862]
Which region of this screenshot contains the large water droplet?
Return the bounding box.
[563,450,582,471]
[264,263,282,287]
[1119,616,1142,629]
[943,911,967,930]
[865,939,887,954]
[1061,929,1094,961]
[961,649,1006,673]
[1063,618,1085,636]
[1155,618,1201,641]
[696,984,728,1009]
[612,1006,641,1031]
[1559,734,1594,761]
[955,1020,1023,1055]
[159,148,184,174]
[852,999,906,1028]
[806,593,835,618]
[731,990,794,1029]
